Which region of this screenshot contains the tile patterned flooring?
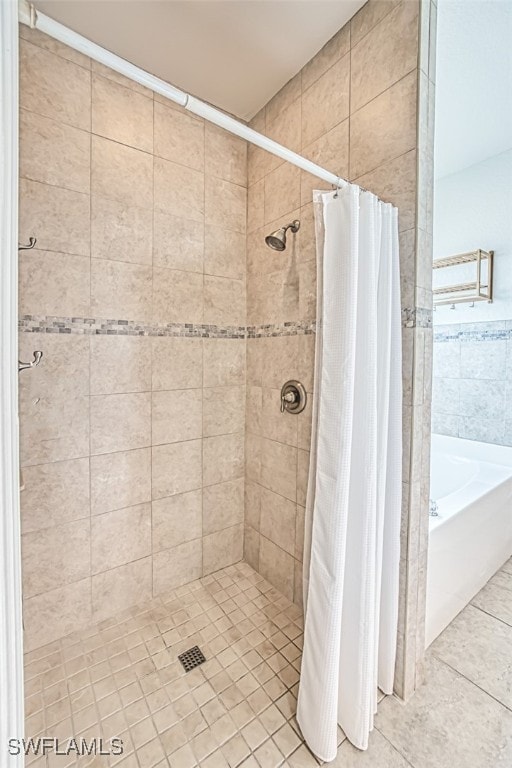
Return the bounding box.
[23,558,512,768]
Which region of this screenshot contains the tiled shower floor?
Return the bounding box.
[23,559,512,768]
[23,562,320,768]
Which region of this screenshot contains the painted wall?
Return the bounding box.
[432,151,512,443]
[433,150,512,325]
[18,24,247,651]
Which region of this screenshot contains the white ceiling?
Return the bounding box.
[435,0,512,179]
[34,0,365,120]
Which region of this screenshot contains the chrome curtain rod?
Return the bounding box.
[18,0,347,191]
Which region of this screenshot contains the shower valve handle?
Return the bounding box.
[281,390,297,413]
[280,380,307,415]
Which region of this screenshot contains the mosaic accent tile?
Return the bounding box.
[434,320,510,343]
[20,310,432,339]
[402,307,433,329]
[18,315,247,339]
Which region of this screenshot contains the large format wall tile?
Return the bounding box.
[91,503,151,574]
[19,178,90,257]
[264,163,301,225]
[91,557,152,621]
[203,478,244,535]
[23,578,92,652]
[90,392,151,455]
[355,150,417,232]
[22,519,90,598]
[206,123,247,186]
[205,177,247,234]
[20,24,91,68]
[153,210,204,273]
[91,259,152,322]
[151,389,203,445]
[152,490,202,552]
[19,26,251,647]
[92,74,153,152]
[20,395,89,467]
[19,250,90,317]
[302,25,350,91]
[203,340,246,387]
[151,338,203,391]
[203,387,245,437]
[349,71,417,179]
[20,40,91,130]
[260,439,297,502]
[203,433,244,486]
[203,524,243,575]
[20,458,90,534]
[204,226,246,280]
[301,54,350,147]
[152,267,203,324]
[351,1,419,113]
[154,101,205,171]
[153,539,202,594]
[260,487,296,556]
[154,157,204,221]
[90,336,151,395]
[152,440,203,499]
[204,276,245,326]
[20,110,90,193]
[90,448,151,516]
[259,536,295,601]
[91,196,153,265]
[92,135,153,209]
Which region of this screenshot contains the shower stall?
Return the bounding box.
[0,0,436,764]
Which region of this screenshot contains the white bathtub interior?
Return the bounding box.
[426,434,512,647]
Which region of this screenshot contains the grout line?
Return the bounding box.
[467,601,512,631]
[431,652,512,715]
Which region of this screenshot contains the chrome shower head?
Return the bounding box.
[265,220,300,251]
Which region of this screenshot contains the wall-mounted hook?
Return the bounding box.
[18,350,43,373]
[18,237,37,251]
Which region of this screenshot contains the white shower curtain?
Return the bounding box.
[297,186,402,762]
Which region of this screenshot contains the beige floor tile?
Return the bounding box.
[376,655,512,768]
[471,569,512,626]
[432,603,512,709]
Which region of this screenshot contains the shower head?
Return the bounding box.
[265,220,300,251]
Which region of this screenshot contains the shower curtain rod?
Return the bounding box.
[18,0,347,191]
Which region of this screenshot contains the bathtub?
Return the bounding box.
[425,434,512,647]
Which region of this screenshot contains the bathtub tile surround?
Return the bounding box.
[245,0,436,699]
[18,0,436,704]
[433,320,512,444]
[18,24,247,651]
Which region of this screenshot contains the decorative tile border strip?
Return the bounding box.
[246,321,316,338]
[20,310,434,337]
[434,320,511,343]
[19,315,246,338]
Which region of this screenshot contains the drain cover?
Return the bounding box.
[178,645,206,672]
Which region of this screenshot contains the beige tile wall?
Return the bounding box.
[18,0,435,702]
[18,25,247,651]
[244,0,435,700]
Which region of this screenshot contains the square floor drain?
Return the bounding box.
[178,645,206,672]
